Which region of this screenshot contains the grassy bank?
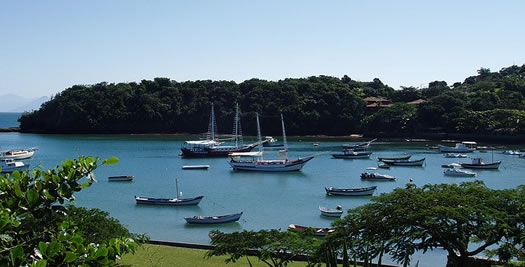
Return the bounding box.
[118,244,318,267]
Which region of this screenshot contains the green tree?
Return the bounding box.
[206,229,321,267]
[0,156,137,266]
[333,181,524,267]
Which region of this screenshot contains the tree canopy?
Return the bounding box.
[18,64,525,136]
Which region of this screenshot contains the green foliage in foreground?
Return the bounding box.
[0,156,138,266]
[118,244,319,267]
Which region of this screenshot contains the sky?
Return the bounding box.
[1,0,524,98]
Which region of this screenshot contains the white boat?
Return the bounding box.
[439,143,474,153]
[288,224,334,237]
[182,165,210,170]
[360,172,396,181]
[229,113,315,172]
[460,158,501,169]
[0,148,38,160]
[443,168,476,177]
[325,186,377,196]
[503,150,521,155]
[1,159,30,173]
[445,153,468,158]
[441,163,462,168]
[319,206,343,217]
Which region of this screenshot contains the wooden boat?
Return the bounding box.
[288,224,334,237]
[108,175,134,181]
[444,153,468,158]
[135,178,203,206]
[325,186,377,196]
[319,206,343,217]
[1,159,29,173]
[332,150,372,159]
[184,212,243,224]
[360,172,396,181]
[382,158,425,166]
[182,165,210,170]
[443,168,476,177]
[229,113,315,172]
[460,158,501,169]
[438,143,474,153]
[377,154,411,161]
[181,103,257,157]
[0,148,38,160]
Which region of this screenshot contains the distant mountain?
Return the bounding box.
[0,94,49,112]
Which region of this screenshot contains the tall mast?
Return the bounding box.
[281,113,288,159]
[175,178,180,200]
[207,103,218,141]
[256,113,263,159]
[233,103,243,147]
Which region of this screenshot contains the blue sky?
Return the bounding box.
[1,0,524,98]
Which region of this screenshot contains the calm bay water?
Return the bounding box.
[1,132,524,266]
[0,112,22,128]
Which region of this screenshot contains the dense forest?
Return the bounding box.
[19,64,525,136]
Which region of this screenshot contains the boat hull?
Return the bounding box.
[460,161,501,169]
[382,158,425,166]
[443,170,476,177]
[184,212,243,224]
[181,144,257,157]
[438,145,473,153]
[288,224,334,237]
[229,156,314,172]
[108,175,134,181]
[377,155,411,161]
[1,165,30,173]
[0,150,35,160]
[332,151,372,159]
[325,186,377,196]
[135,195,204,206]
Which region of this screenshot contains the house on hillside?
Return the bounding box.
[364,96,392,108]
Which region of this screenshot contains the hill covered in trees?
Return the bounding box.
[19,64,525,136]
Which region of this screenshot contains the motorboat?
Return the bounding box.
[441,163,462,168]
[438,143,474,153]
[325,186,377,196]
[460,158,501,169]
[0,148,38,160]
[360,172,396,181]
[342,139,376,151]
[288,224,334,237]
[503,150,521,155]
[319,206,343,217]
[443,168,476,177]
[184,212,243,224]
[1,159,30,173]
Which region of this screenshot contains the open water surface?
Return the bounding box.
[1,132,524,266]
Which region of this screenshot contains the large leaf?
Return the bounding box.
[26,189,39,206]
[102,156,118,165]
[10,245,25,266]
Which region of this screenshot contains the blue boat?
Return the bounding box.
[184,212,243,224]
[135,178,203,206]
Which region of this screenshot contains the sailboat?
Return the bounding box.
[228,113,314,172]
[181,103,257,157]
[135,178,204,205]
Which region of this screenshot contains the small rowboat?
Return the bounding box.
[184,212,243,224]
[382,158,425,166]
[108,175,134,181]
[377,154,411,161]
[443,168,476,177]
[332,150,372,159]
[325,186,377,196]
[319,206,343,217]
[288,224,334,237]
[182,165,210,170]
[135,195,204,206]
[360,172,396,181]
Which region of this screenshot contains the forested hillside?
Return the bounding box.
[19,65,525,136]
